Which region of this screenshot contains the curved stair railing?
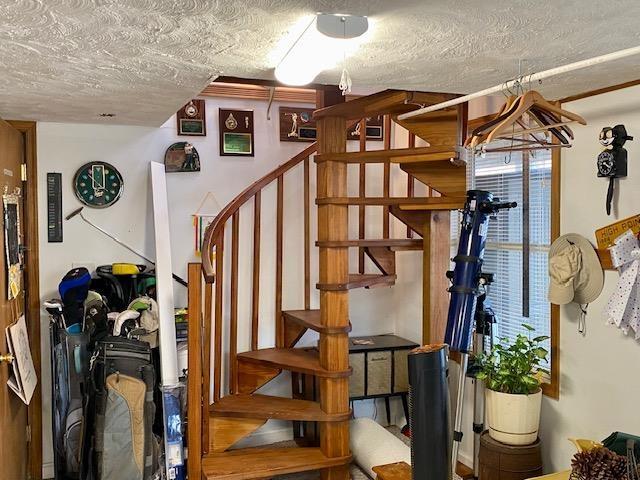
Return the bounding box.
[198,141,318,439]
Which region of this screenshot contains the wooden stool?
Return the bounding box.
[373,461,475,479]
[373,462,411,480]
[479,432,543,480]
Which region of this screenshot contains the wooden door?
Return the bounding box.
[0,119,29,479]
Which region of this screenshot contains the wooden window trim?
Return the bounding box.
[470,111,560,400]
[542,133,561,400]
[558,78,640,104]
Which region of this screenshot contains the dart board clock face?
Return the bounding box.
[73,161,124,208]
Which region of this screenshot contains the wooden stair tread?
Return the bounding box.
[314,89,456,120]
[397,197,465,211]
[316,239,423,250]
[283,309,352,334]
[398,161,466,197]
[393,105,460,146]
[210,394,350,422]
[317,274,396,291]
[388,206,426,236]
[315,146,457,164]
[237,348,351,378]
[201,447,351,479]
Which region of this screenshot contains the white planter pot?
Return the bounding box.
[486,389,542,446]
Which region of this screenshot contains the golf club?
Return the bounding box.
[65,207,188,287]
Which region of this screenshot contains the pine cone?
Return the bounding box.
[570,447,629,480]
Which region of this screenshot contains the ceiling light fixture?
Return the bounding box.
[274,13,369,88]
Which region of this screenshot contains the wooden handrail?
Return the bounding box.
[251,191,261,350]
[187,263,203,479]
[407,132,416,238]
[358,118,366,274]
[201,142,318,282]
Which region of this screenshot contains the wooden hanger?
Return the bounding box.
[486,90,585,143]
[496,95,517,117]
[464,96,520,148]
[530,105,574,140]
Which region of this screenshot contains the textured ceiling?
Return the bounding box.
[1,0,640,126]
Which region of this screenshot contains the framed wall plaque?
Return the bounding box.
[219,109,254,156]
[279,107,385,143]
[279,107,317,142]
[165,142,201,172]
[347,115,384,141]
[177,99,206,136]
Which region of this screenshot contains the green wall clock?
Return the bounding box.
[73,161,124,208]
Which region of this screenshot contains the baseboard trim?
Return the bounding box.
[43,461,54,479]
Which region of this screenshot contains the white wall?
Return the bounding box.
[538,85,640,472]
[36,96,408,476]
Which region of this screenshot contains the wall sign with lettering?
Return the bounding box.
[47,173,63,242]
[595,213,640,249]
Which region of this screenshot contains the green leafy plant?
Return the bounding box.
[475,324,550,395]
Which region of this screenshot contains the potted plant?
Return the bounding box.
[475,324,550,446]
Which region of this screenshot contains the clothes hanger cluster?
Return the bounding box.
[465,90,587,153]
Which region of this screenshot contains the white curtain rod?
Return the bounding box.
[397,45,640,120]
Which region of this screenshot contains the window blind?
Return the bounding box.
[450,143,552,367]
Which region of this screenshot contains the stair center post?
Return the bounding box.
[316,114,351,480]
[423,208,453,345]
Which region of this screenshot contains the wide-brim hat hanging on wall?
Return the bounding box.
[548,233,604,305]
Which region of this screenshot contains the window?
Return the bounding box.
[451,140,559,397]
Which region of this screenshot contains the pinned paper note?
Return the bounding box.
[6,315,37,405]
[3,190,22,299]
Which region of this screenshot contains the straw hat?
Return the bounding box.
[548,234,604,305]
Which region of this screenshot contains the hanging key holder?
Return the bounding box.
[597,125,633,215]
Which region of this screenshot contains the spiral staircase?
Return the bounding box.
[186,89,469,479]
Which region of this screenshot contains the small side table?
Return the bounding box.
[479,432,543,479]
[291,335,419,446]
[348,335,419,425]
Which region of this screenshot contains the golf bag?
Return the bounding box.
[81,336,156,480]
[49,268,95,479]
[50,322,90,479]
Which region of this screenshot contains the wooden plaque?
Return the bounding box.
[177,99,206,136]
[595,213,640,249]
[219,109,254,156]
[347,115,384,141]
[164,142,201,172]
[279,107,385,143]
[279,107,316,142]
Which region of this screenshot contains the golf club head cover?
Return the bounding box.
[59,267,91,327]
